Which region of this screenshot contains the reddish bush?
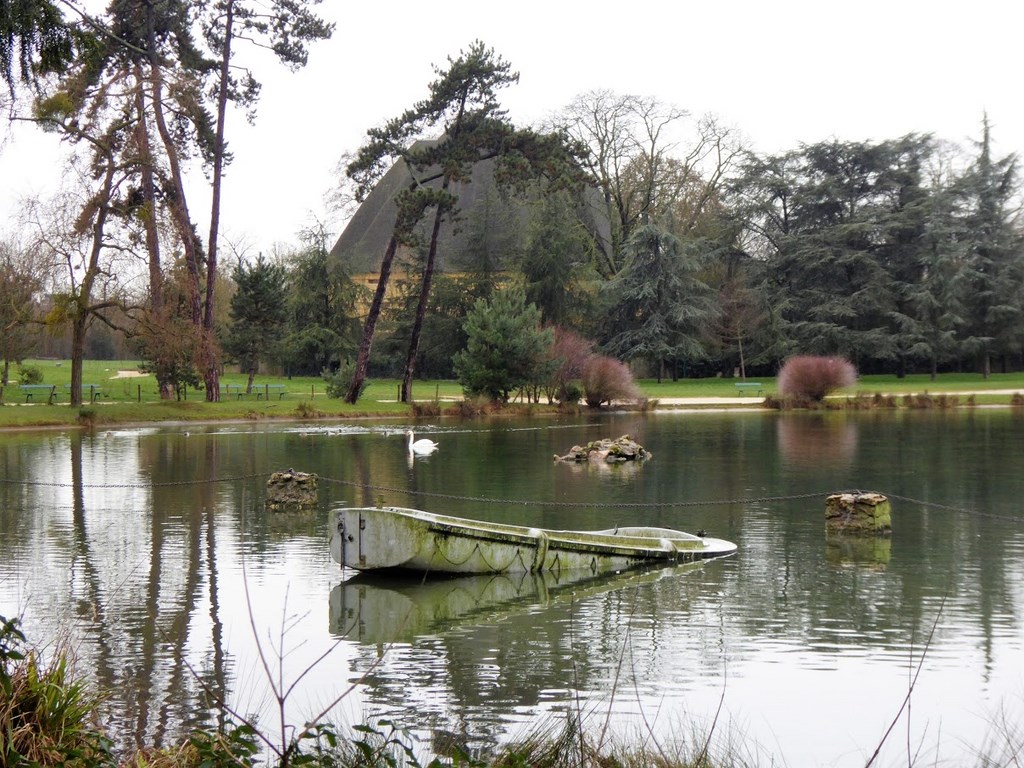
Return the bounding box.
[545,326,595,403]
[581,355,641,407]
[777,355,857,401]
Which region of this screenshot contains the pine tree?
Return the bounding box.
[603,224,717,381]
[224,256,288,392]
[453,285,553,403]
[955,117,1024,376]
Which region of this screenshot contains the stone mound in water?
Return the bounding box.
[266,469,318,511]
[554,434,651,464]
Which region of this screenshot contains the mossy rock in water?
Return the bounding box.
[266,469,319,511]
[554,434,651,464]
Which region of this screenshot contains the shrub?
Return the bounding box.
[17,364,43,385]
[411,401,441,418]
[0,617,112,767]
[543,326,594,404]
[445,398,490,418]
[322,363,363,401]
[77,407,98,428]
[777,355,856,401]
[294,401,324,419]
[453,286,553,403]
[580,356,641,408]
[904,392,933,409]
[1,614,26,695]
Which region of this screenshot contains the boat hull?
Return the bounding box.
[329,506,737,574]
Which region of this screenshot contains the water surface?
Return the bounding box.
[1,410,1022,766]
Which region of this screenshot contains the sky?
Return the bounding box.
[2,0,1022,256]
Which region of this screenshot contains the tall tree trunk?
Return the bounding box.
[134,66,175,401]
[70,316,85,407]
[400,193,448,403]
[144,8,206,387]
[69,157,115,408]
[345,235,399,403]
[202,0,236,404]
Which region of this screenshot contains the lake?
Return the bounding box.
[1,409,1022,766]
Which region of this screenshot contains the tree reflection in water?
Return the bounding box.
[61,431,229,749]
[0,414,1022,766]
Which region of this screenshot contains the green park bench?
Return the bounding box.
[64,384,105,402]
[223,383,248,399]
[255,384,287,400]
[734,382,764,396]
[223,383,287,400]
[20,384,58,403]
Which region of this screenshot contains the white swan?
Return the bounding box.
[406,429,438,455]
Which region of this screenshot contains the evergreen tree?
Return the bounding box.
[342,41,584,403]
[224,256,288,392]
[890,179,970,378]
[603,224,717,381]
[955,117,1024,376]
[740,136,935,367]
[452,174,523,298]
[520,189,600,329]
[343,41,519,404]
[281,229,364,375]
[0,0,81,91]
[453,284,553,403]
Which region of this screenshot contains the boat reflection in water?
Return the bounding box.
[330,562,702,645]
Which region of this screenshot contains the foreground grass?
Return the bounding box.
[2,360,1024,430]
[5,608,1021,768]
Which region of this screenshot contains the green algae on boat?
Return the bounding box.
[330,506,736,575]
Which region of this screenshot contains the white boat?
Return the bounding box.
[329,506,737,575]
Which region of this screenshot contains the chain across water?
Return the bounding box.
[1,472,1017,521]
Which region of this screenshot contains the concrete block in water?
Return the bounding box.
[825,492,891,536]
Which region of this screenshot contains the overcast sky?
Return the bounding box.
[2,0,1022,256]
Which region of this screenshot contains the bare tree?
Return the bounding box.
[0,235,44,383]
[553,90,744,276]
[23,180,131,407]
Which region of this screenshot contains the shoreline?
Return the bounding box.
[1,389,1021,434]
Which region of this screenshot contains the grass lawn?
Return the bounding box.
[1,359,1023,429]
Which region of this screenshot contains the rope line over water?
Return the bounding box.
[1,472,1018,522]
[319,475,824,508]
[1,473,266,488]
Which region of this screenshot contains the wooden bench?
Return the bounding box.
[20,384,58,403]
[734,382,764,396]
[223,383,249,399]
[223,383,287,400]
[255,384,287,400]
[64,384,104,402]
